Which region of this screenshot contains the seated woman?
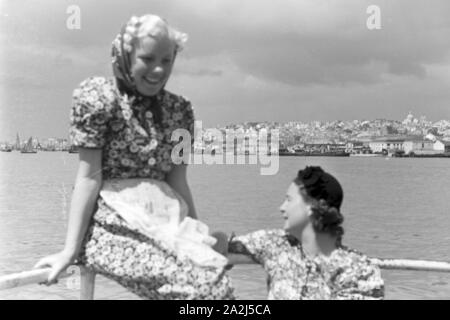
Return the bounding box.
[34,14,233,300]
[225,166,384,300]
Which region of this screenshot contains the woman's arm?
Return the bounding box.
[34,148,103,283]
[166,164,197,219]
[227,235,260,264]
[209,231,255,268]
[63,148,103,257]
[226,230,278,265]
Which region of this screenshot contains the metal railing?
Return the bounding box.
[1,258,450,300]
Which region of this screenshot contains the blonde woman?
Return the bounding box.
[34,14,234,300]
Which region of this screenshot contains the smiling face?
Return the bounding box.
[130,35,176,96]
[279,182,312,234]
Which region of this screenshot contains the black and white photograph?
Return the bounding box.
[1,0,450,302]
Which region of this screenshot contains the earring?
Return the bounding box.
[306,206,313,217]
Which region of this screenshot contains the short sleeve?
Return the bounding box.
[69,77,114,149]
[179,96,195,145]
[228,229,280,265]
[334,257,385,300]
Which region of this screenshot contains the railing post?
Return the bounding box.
[79,266,96,300]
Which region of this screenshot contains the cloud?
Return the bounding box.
[182,69,222,77]
[1,0,450,139]
[3,0,449,87]
[170,0,450,86]
[173,57,223,77]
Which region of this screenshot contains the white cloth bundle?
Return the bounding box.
[100,178,228,268]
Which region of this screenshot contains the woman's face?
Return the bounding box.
[279,183,311,234]
[131,35,176,96]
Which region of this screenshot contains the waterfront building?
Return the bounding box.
[303,143,346,154]
[43,138,58,151]
[433,140,450,153]
[403,138,436,155]
[368,137,406,153]
[345,141,371,154]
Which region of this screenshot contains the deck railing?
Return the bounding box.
[1,258,450,300]
[0,266,96,300]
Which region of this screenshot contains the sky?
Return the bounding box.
[0,0,450,140]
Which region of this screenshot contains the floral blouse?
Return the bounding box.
[229,229,384,300]
[69,76,195,180]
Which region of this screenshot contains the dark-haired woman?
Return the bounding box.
[227,166,384,300]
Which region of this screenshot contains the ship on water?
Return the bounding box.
[15,132,21,151]
[0,145,12,152]
[20,137,37,154]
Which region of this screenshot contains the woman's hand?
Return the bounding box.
[33,251,75,285]
[166,164,198,220]
[33,148,102,286]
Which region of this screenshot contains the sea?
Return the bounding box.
[1,152,449,300]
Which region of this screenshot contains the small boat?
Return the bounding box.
[0,146,12,152]
[20,137,37,154]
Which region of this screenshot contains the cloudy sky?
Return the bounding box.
[0,0,449,140]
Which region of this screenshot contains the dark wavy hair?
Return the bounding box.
[293,167,344,245]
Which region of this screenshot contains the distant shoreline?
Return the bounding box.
[3,149,450,158]
[279,152,350,157]
[279,152,450,158]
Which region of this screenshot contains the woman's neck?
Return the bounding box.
[296,225,338,257]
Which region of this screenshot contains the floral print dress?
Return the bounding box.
[69,76,234,299]
[229,229,384,300]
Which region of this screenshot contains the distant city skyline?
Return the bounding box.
[3,111,449,144]
[1,0,450,141]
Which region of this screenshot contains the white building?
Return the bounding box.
[368,138,405,153]
[403,139,436,155]
[368,136,440,155]
[433,140,450,153]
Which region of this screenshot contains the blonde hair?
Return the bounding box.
[121,14,188,53]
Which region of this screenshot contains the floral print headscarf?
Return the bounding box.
[111,23,137,95]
